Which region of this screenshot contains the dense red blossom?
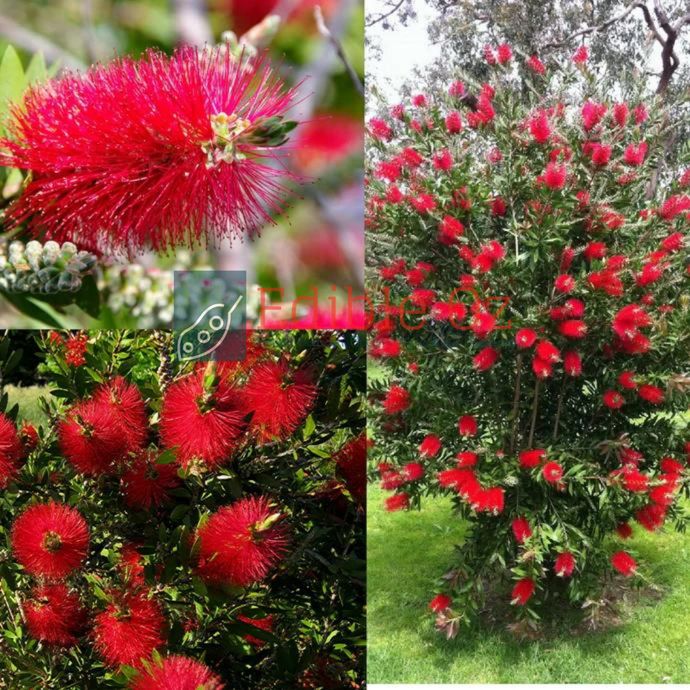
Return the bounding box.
[0,412,22,488]
[196,496,289,587]
[93,591,165,668]
[24,584,86,646]
[563,350,582,376]
[120,450,181,510]
[419,435,442,458]
[511,578,535,605]
[429,594,452,612]
[240,359,318,443]
[511,517,532,543]
[542,461,563,483]
[515,328,537,348]
[543,162,566,189]
[292,114,362,175]
[334,433,367,504]
[132,654,224,689]
[160,371,247,468]
[529,110,551,143]
[554,552,576,577]
[473,346,499,371]
[1,47,299,253]
[519,449,546,468]
[611,551,637,576]
[94,377,148,452]
[618,371,638,389]
[383,386,410,414]
[458,415,478,437]
[11,502,89,579]
[638,384,665,404]
[456,451,478,468]
[558,319,588,339]
[527,55,546,74]
[385,493,410,512]
[603,390,624,409]
[616,523,633,539]
[636,503,666,531]
[402,462,425,482]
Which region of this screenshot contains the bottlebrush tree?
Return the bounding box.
[0,330,365,688]
[366,45,690,634]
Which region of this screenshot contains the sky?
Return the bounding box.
[367,0,440,102]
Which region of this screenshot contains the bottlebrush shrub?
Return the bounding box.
[0,330,365,688]
[366,50,690,633]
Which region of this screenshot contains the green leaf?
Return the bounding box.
[0,46,25,120]
[24,52,47,85]
[302,414,316,440]
[75,274,101,318]
[0,293,65,328]
[156,448,178,465]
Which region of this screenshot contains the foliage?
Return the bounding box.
[366,45,690,632]
[0,330,365,688]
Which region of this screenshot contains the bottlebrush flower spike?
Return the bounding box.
[554,552,575,577]
[24,584,87,647]
[132,655,225,690]
[195,496,289,587]
[93,591,165,668]
[419,434,442,458]
[511,516,532,543]
[385,493,410,511]
[120,450,181,510]
[11,502,89,579]
[382,385,410,414]
[511,577,535,605]
[611,550,637,576]
[429,594,452,612]
[333,433,367,503]
[0,412,22,488]
[1,47,300,254]
[160,369,247,469]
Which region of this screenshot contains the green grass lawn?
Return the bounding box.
[4,384,52,425]
[368,484,690,684]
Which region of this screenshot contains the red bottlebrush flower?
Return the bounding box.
[491,196,507,216]
[431,301,467,322]
[370,338,401,359]
[572,45,589,63]
[622,467,649,492]
[473,346,499,371]
[472,311,497,339]
[638,384,665,405]
[532,357,553,379]
[11,502,89,580]
[519,449,546,468]
[24,584,86,646]
[410,193,437,214]
[132,655,224,690]
[618,371,638,389]
[243,359,318,443]
[649,485,674,506]
[543,162,566,189]
[636,503,667,531]
[120,450,181,511]
[660,457,684,474]
[0,412,22,488]
[512,517,532,544]
[511,578,536,605]
[429,594,451,613]
[563,350,582,377]
[412,93,428,107]
[368,117,392,141]
[554,274,575,293]
[237,614,274,648]
[535,340,560,364]
[529,110,551,143]
[497,43,512,64]
[542,461,563,483]
[616,522,633,539]
[375,160,401,182]
[118,543,146,587]
[483,44,497,65]
[582,100,606,130]
[515,328,537,349]
[458,415,478,437]
[438,468,476,491]
[93,591,165,668]
[1,47,299,253]
[456,451,478,468]
[584,241,608,261]
[334,433,367,504]
[624,142,647,166]
[380,470,404,491]
[603,390,625,410]
[385,493,409,512]
[438,215,464,244]
[449,80,465,97]
[633,103,649,124]
[433,149,453,171]
[527,55,546,74]
[480,487,505,514]
[558,320,588,339]
[64,333,89,367]
[661,232,684,252]
[590,143,612,166]
[613,102,629,127]
[419,435,442,458]
[445,111,463,133]
[383,386,410,415]
[554,552,575,577]
[401,147,423,168]
[292,114,362,176]
[402,462,424,482]
[20,421,39,450]
[390,103,405,119]
[611,551,637,577]
[94,377,148,454]
[160,371,247,468]
[196,496,289,587]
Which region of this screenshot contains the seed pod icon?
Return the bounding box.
[177,296,243,361]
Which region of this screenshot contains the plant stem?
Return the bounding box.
[528,378,541,447]
[553,379,567,441]
[509,353,523,453]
